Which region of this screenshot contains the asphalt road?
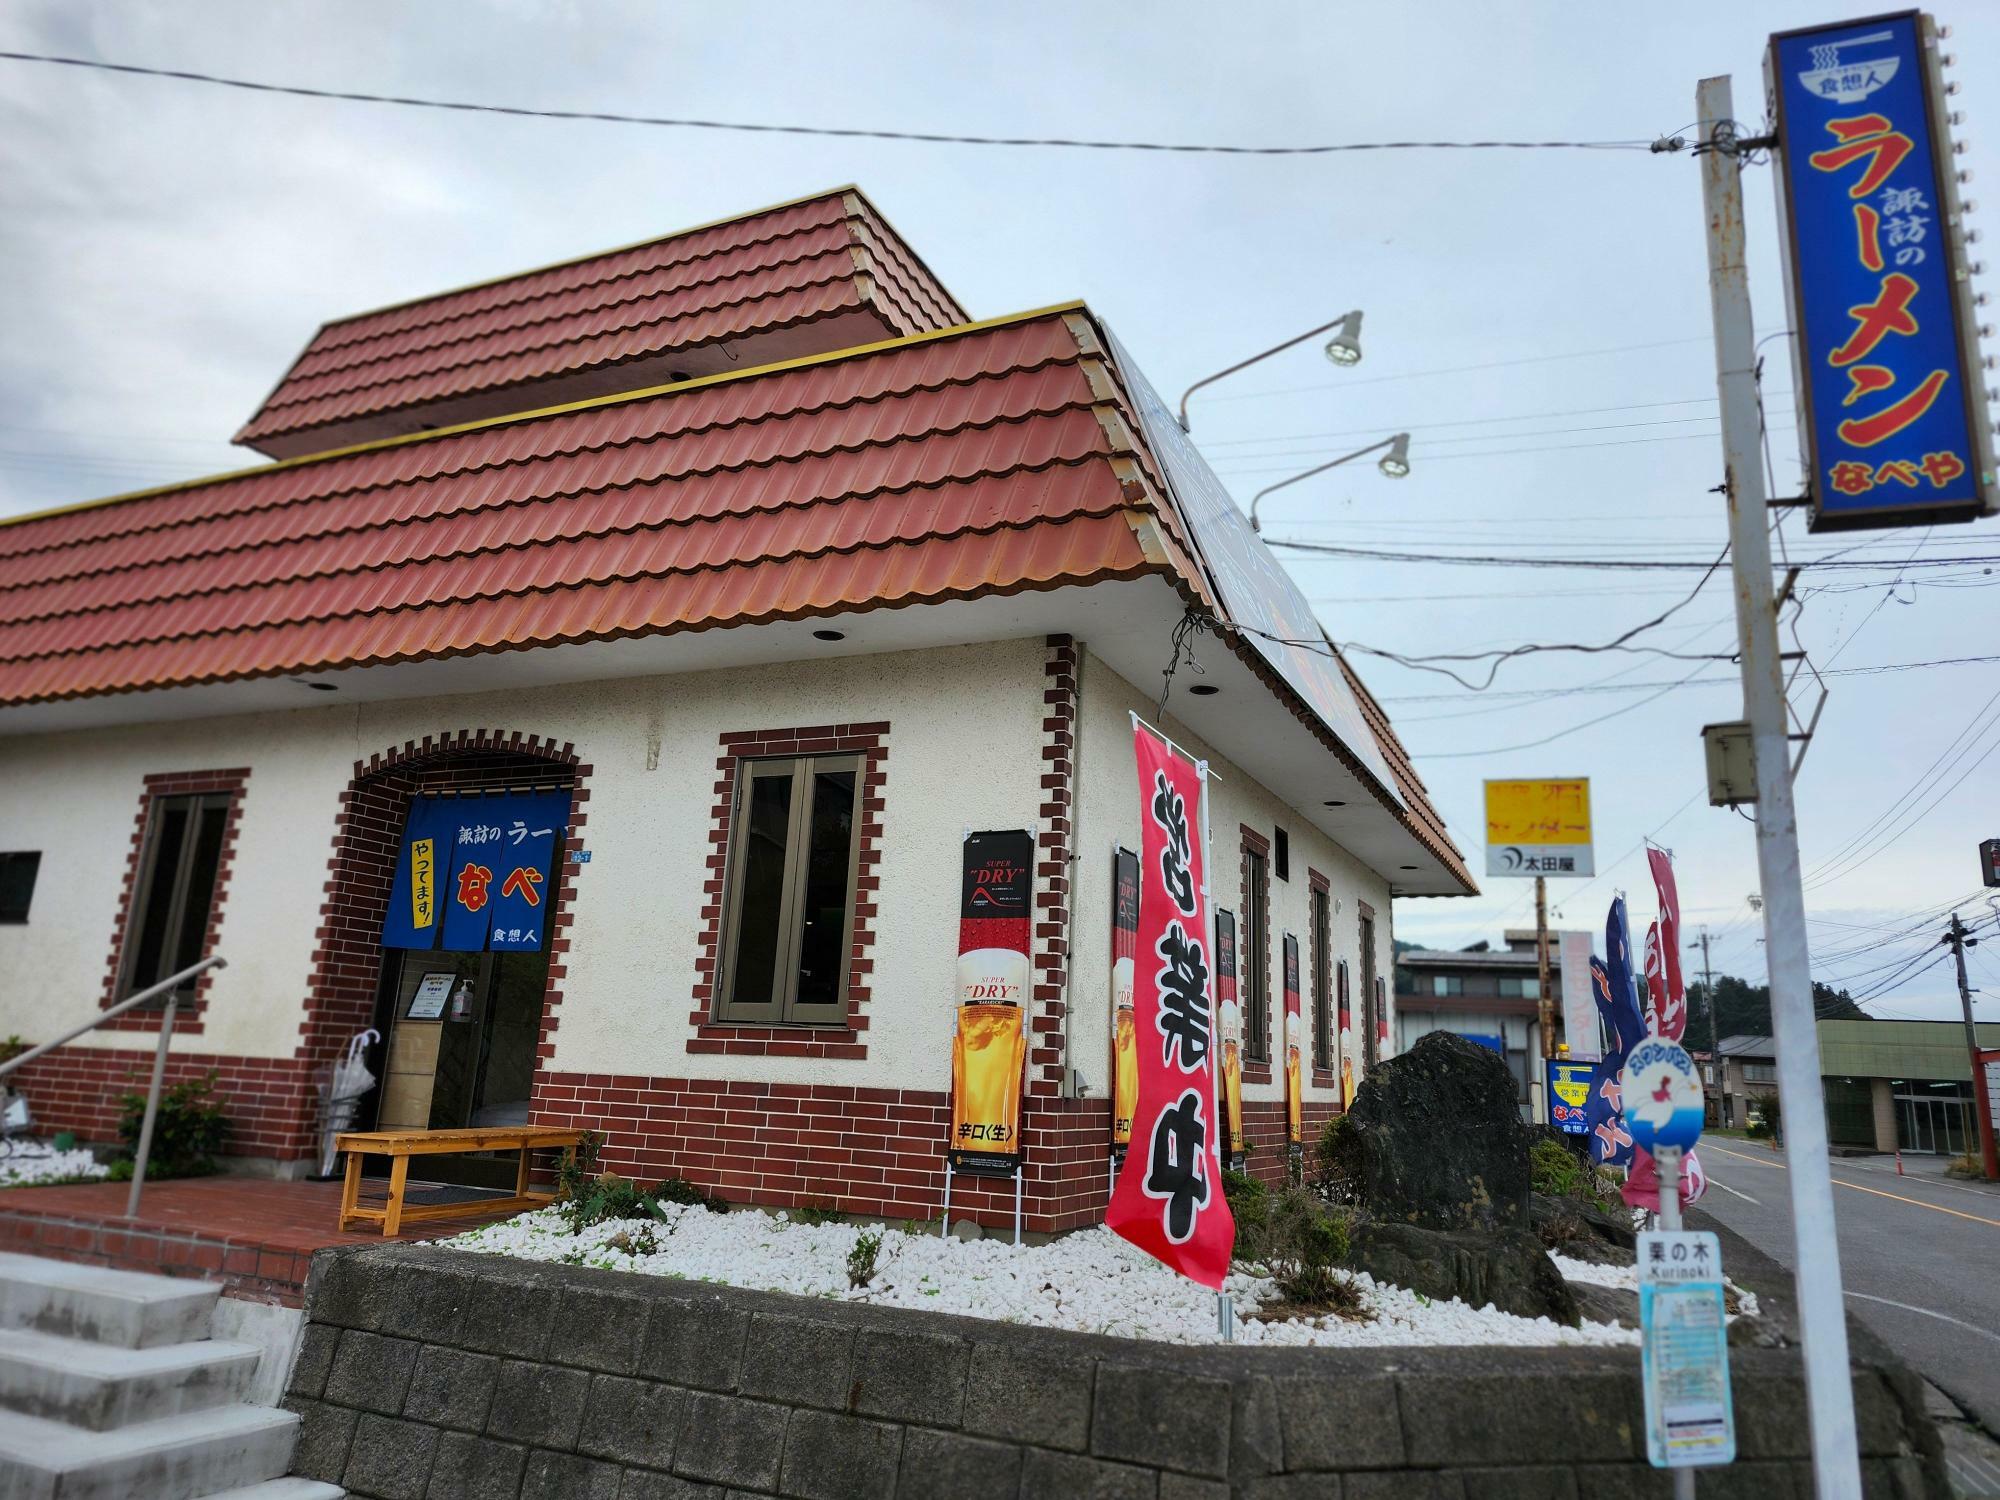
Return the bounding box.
[1693,1140,2000,1434]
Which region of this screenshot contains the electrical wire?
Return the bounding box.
[1339,547,1729,690]
[0,51,1655,156]
[1264,538,2000,571]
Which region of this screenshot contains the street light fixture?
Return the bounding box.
[1247,432,1412,533]
[1177,310,1366,431]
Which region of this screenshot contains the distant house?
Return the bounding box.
[1394,929,1557,1121]
[0,186,1473,1231]
[1711,1034,1778,1129]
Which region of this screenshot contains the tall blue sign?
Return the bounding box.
[1769,12,1996,531]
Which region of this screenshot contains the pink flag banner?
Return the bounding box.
[1106,723,1234,1290]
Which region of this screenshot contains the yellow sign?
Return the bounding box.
[409,837,436,929]
[1483,779,1593,878]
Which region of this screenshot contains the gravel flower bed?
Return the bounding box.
[0,1144,109,1188]
[446,1204,1640,1349]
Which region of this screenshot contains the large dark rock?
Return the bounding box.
[1335,1030,1536,1232]
[1347,1221,1579,1324]
[1528,1192,1637,1263]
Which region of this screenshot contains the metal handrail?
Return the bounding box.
[0,955,226,1217]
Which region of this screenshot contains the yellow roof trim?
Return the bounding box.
[313,183,881,332]
[0,300,1091,533]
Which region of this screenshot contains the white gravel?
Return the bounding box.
[445,1205,1640,1349]
[0,1145,108,1188]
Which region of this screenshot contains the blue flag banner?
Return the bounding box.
[381,796,451,950]
[489,791,569,952]
[1769,13,1994,530]
[1586,899,1650,1167]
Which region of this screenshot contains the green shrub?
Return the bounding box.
[1315,1114,1363,1206]
[1748,1090,1782,1141]
[848,1228,884,1288]
[112,1073,228,1180]
[793,1200,841,1227]
[1236,1184,1356,1307]
[654,1176,725,1213]
[556,1131,605,1203]
[1530,1135,1621,1214]
[559,1170,723,1234]
[1222,1168,1268,1259]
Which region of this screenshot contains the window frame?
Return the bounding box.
[1242,844,1271,1063]
[0,851,40,924]
[714,752,864,1027]
[118,791,232,999]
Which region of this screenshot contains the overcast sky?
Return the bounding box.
[3,1,1997,1022]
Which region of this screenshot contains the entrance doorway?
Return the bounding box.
[1893,1081,1975,1156]
[373,948,550,1186]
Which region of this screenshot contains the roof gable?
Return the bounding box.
[233,187,968,458]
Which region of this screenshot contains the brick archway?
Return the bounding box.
[287,730,592,1160]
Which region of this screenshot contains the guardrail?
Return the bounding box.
[0,955,227,1216]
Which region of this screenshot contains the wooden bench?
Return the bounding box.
[334,1126,584,1236]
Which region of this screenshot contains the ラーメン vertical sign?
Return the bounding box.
[1106,722,1233,1288]
[1484,778,1594,878]
[1768,11,1999,531]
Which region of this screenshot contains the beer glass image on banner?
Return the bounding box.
[1283,933,1304,1146]
[949,830,1034,1174]
[1111,846,1140,1150]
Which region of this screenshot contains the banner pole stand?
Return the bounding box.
[940,1159,953,1239]
[1013,1168,1024,1247]
[1217,1292,1235,1343]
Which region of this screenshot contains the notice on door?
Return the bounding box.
[406,972,454,1021]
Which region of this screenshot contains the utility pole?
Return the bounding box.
[1945,913,1999,1180]
[1698,74,1861,1500]
[1535,875,1554,1059]
[1692,926,1719,1122]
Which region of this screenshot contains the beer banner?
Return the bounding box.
[949,831,1033,1174]
[1375,977,1390,1058]
[1106,723,1233,1289]
[1110,847,1140,1150]
[1214,908,1244,1167]
[1283,933,1304,1146]
[1337,960,1355,1107]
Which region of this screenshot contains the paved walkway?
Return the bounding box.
[0,1175,520,1303]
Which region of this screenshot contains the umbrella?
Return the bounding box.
[317,1028,380,1177]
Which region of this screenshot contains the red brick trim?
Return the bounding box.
[1031,635,1078,1094]
[531,1070,1111,1233]
[1237,1097,1340,1188]
[687,723,889,1061]
[3,1044,312,1159]
[1239,825,1273,1082]
[297,730,591,1159]
[97,768,251,1034]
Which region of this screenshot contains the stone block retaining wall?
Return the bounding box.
[286,1242,1947,1499]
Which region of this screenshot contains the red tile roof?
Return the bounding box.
[0,309,1180,706]
[233,188,967,456]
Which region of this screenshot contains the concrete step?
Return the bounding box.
[0,1401,298,1500]
[0,1252,219,1350]
[0,1327,262,1429]
[202,1481,344,1499]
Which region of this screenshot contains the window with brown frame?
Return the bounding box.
[715,754,861,1025]
[1242,845,1270,1062]
[1311,883,1332,1070]
[120,793,231,997]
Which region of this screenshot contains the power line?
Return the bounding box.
[1340,547,1729,690]
[1409,662,1714,759]
[1196,395,1745,448]
[1267,537,2000,571]
[1200,335,1725,405]
[0,50,1654,157]
[1378,653,2000,708]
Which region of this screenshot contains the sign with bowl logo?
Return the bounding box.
[1768,11,1999,530]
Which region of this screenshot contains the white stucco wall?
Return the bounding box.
[1068,651,1397,1109]
[0,638,1048,1089]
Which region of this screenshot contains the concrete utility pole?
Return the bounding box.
[1697,74,1861,1500]
[1692,927,1719,1120]
[1535,875,1555,1060]
[1944,913,1999,1180]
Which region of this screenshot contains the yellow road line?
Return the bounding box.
[1701,1143,2000,1226]
[1827,1177,2000,1229]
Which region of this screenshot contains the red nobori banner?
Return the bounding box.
[1283,933,1304,1146]
[1214,907,1244,1167]
[1111,846,1140,1149]
[1106,723,1233,1289]
[950,830,1033,1174]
